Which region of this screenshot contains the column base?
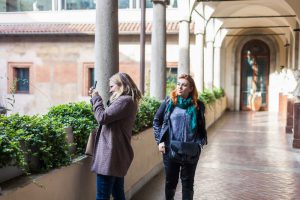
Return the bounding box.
[293,139,300,148]
[286,126,293,133]
[286,97,294,134]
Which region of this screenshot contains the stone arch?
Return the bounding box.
[228,34,281,111]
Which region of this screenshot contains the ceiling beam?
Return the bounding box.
[197,0,245,2]
[226,33,285,36]
[211,15,296,19]
[221,26,290,29]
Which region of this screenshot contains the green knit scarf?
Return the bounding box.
[166,96,197,135]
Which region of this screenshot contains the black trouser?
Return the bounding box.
[163,152,198,200]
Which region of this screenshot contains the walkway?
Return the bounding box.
[132,111,300,200]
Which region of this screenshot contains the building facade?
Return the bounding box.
[0,0,300,115]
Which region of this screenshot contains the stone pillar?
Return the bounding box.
[289,32,294,69]
[204,41,214,90]
[57,0,62,10]
[177,0,190,76]
[294,23,300,70]
[178,19,190,76]
[286,97,294,133]
[293,101,300,148]
[150,0,168,100]
[94,0,119,104]
[194,33,204,92]
[213,46,221,88]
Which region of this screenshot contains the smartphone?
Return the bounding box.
[93,81,97,89]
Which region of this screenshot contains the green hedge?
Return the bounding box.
[0,97,160,174]
[133,96,160,134]
[0,114,71,172]
[46,102,97,155]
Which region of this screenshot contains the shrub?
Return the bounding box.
[199,89,216,105]
[0,114,71,172]
[46,102,98,155]
[213,87,225,99]
[166,79,176,97]
[133,96,160,134]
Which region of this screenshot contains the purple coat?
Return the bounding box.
[91,95,137,177]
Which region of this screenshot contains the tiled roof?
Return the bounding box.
[0,22,195,35]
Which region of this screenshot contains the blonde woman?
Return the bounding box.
[89,72,142,200]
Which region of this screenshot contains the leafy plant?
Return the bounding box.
[0,114,71,172]
[166,79,176,97]
[133,96,160,134]
[199,89,216,105]
[213,87,225,99]
[46,102,98,155]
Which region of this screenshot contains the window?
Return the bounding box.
[8,63,32,94]
[62,0,95,10]
[166,62,178,83]
[15,68,29,93]
[170,0,177,8]
[88,68,95,90]
[83,63,95,96]
[145,0,152,8]
[119,0,129,9]
[1,0,52,12]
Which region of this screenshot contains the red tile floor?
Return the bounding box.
[132,111,300,200]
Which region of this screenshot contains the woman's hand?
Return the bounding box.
[88,87,100,98]
[158,142,165,154]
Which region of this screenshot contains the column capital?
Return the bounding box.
[152,0,170,5]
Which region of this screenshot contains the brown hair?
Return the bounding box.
[170,74,198,109]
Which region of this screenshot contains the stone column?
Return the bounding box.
[204,41,214,90]
[294,23,300,70]
[213,46,221,88]
[293,70,300,148]
[194,33,204,92]
[293,101,300,148]
[178,20,190,76]
[289,32,294,69]
[94,0,119,104]
[192,14,205,93]
[57,0,62,10]
[177,0,190,76]
[150,0,169,100]
[286,96,294,133]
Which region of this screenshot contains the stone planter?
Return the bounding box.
[221,96,227,113]
[205,103,215,128]
[19,139,41,173]
[0,166,23,184]
[0,128,162,200]
[214,99,222,120]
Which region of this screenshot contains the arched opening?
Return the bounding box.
[240,39,270,111]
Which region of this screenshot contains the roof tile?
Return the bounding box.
[0,22,195,35]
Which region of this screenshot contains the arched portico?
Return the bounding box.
[227,34,281,111]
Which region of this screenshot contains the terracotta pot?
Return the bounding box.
[251,94,262,111]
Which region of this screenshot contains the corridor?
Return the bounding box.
[132,111,300,200]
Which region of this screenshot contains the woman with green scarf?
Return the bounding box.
[153,74,207,200]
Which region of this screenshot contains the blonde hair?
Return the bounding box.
[109,72,142,103]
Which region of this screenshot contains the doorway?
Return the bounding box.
[240,39,270,111]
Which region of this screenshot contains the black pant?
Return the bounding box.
[163,152,198,200]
